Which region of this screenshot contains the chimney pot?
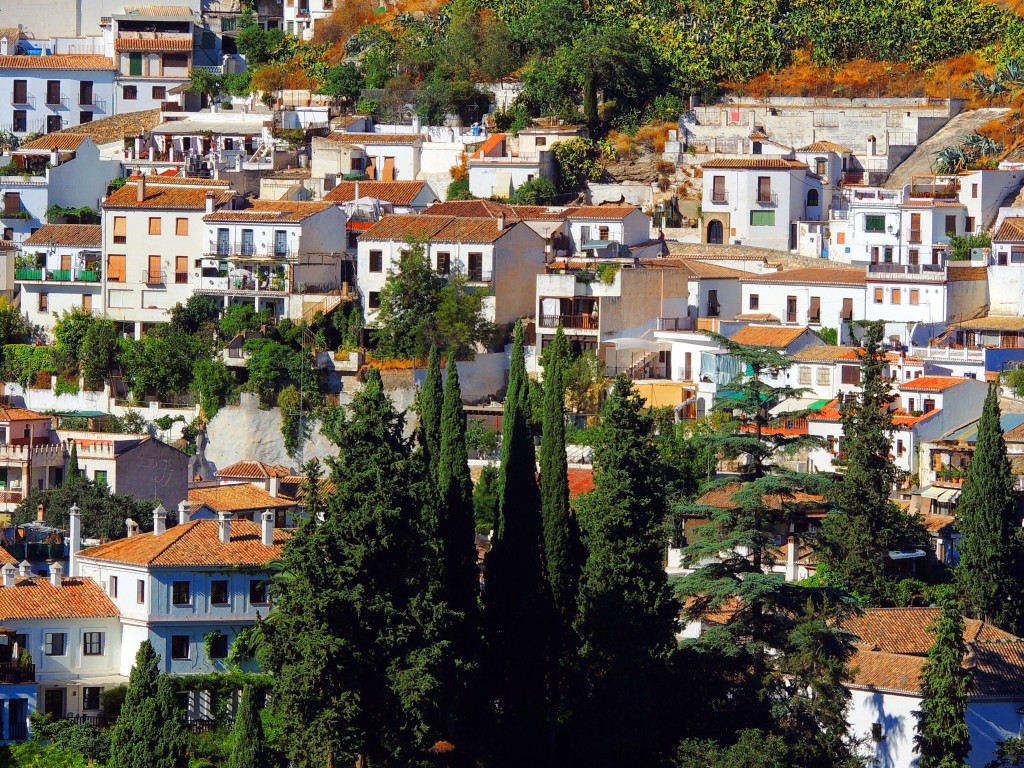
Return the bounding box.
[68,503,81,577]
[18,560,30,577]
[49,560,63,588]
[261,509,275,547]
[36,503,45,523]
[218,511,231,544]
[177,500,192,525]
[125,517,139,538]
[205,191,215,214]
[136,174,146,203]
[1,564,15,588]
[152,503,167,536]
[268,475,279,498]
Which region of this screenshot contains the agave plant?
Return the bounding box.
[933,145,969,174]
[964,72,1008,101]
[997,58,1024,91]
[961,132,1004,162]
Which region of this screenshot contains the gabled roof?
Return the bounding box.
[103,180,235,210]
[203,200,332,223]
[0,55,115,70]
[323,132,423,145]
[0,407,49,422]
[78,519,290,567]
[729,324,814,348]
[678,260,749,280]
[797,140,853,154]
[188,484,295,513]
[898,376,968,392]
[18,134,91,152]
[0,576,119,620]
[919,513,956,535]
[360,214,513,244]
[992,217,1024,243]
[694,481,825,512]
[0,549,15,565]
[790,345,860,362]
[701,158,809,170]
[121,5,197,15]
[324,180,432,206]
[843,607,1019,655]
[742,267,866,286]
[115,37,194,52]
[956,315,1024,332]
[24,224,101,248]
[48,108,162,147]
[0,28,23,44]
[215,460,291,480]
[565,205,641,221]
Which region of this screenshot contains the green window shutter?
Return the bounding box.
[750,210,775,226]
[864,215,886,232]
[129,52,142,76]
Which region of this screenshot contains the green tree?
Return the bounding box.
[986,736,1024,768]
[955,384,1024,634]
[243,338,293,407]
[228,685,269,768]
[52,307,96,365]
[572,375,677,766]
[80,317,118,389]
[118,327,210,399]
[915,598,971,768]
[109,641,162,768]
[316,62,365,101]
[153,676,188,768]
[221,304,270,340]
[0,296,31,347]
[170,295,220,335]
[473,463,499,532]
[484,320,553,766]
[188,68,224,102]
[372,239,442,360]
[550,137,602,192]
[12,479,157,540]
[432,273,499,359]
[419,345,444,482]
[510,176,556,204]
[192,358,235,420]
[278,385,304,458]
[66,442,80,483]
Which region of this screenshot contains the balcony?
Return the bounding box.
[0,661,35,683]
[866,263,946,281]
[710,190,728,204]
[15,268,100,283]
[143,270,166,285]
[196,276,290,294]
[174,271,189,284]
[467,269,492,283]
[540,314,598,330]
[910,345,984,363]
[756,190,778,207]
[45,94,69,109]
[78,95,106,110]
[909,229,922,244]
[10,92,34,107]
[656,317,694,331]
[206,242,297,260]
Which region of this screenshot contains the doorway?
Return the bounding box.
[43,688,65,719]
[707,220,723,244]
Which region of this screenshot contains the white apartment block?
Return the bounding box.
[0,54,116,137]
[112,6,199,113]
[283,0,335,39]
[18,224,102,334]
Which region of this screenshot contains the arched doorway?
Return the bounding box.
[707,220,723,244]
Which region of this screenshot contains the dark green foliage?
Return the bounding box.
[109,641,162,768]
[52,308,95,364]
[30,713,111,764]
[80,317,118,388]
[986,737,1024,768]
[572,375,676,766]
[473,463,499,532]
[446,176,472,201]
[419,345,444,482]
[654,408,716,504]
[674,728,792,768]
[316,62,364,101]
[11,479,157,541]
[192,358,236,420]
[222,304,271,340]
[101,684,128,720]
[915,599,971,768]
[118,326,213,399]
[509,176,556,205]
[955,385,1024,634]
[154,676,189,768]
[227,685,269,768]
[66,442,79,482]
[243,338,294,407]
[170,295,220,335]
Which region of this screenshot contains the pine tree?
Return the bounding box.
[540,327,582,623]
[153,676,188,768]
[819,321,919,600]
[484,319,553,767]
[228,685,269,768]
[573,375,678,767]
[955,384,1024,635]
[915,598,971,768]
[420,345,444,483]
[109,640,162,768]
[66,442,80,484]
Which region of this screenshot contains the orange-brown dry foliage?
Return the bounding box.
[635,122,674,153]
[314,0,379,44]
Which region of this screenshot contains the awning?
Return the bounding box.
[582,240,614,250]
[53,410,108,418]
[492,171,512,198]
[808,295,821,320]
[919,486,946,500]
[887,548,927,560]
[770,397,829,415]
[608,337,669,352]
[937,489,961,503]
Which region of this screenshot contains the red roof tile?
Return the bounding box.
[325,180,431,206]
[898,376,967,392]
[24,224,101,247]
[730,324,813,348]
[0,576,119,620]
[215,461,291,480]
[18,134,91,152]
[742,267,866,286]
[361,214,512,243]
[843,607,1019,655]
[0,55,114,70]
[188,485,295,513]
[701,158,809,170]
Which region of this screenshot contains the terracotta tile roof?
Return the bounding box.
[0,576,119,620]
[115,37,193,52]
[969,641,1024,697]
[0,54,115,70]
[121,4,197,15]
[730,324,813,348]
[325,180,430,206]
[277,475,336,501]
[884,351,923,365]
[188,484,296,513]
[0,549,16,565]
[203,200,332,223]
[567,467,594,498]
[892,408,941,427]
[23,224,101,247]
[899,200,966,208]
[676,260,749,279]
[0,407,48,421]
[566,205,641,221]
[324,132,423,145]
[0,28,22,43]
[18,134,91,152]
[127,174,231,186]
[898,376,967,392]
[849,649,924,694]
[694,481,825,511]
[947,266,987,282]
[919,513,956,534]
[733,312,780,322]
[103,180,235,210]
[78,519,290,567]
[470,133,506,159]
[215,461,291,480]
[425,200,569,221]
[52,108,162,146]
[701,158,809,170]
[742,266,866,286]
[797,140,854,153]
[956,315,1024,332]
[790,345,860,362]
[361,214,512,243]
[843,607,1019,655]
[993,217,1024,243]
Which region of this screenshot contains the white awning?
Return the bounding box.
[937,489,961,503]
[919,486,945,500]
[770,398,819,415]
[608,338,669,352]
[887,548,927,560]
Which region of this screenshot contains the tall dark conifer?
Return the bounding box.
[573,375,677,767]
[956,384,1024,634]
[153,676,188,768]
[420,345,444,481]
[109,640,162,768]
[228,684,269,768]
[485,319,552,767]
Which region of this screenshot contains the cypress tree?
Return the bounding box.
[540,326,582,623]
[420,345,444,482]
[573,375,677,767]
[109,640,162,768]
[955,384,1024,634]
[66,442,80,484]
[153,676,188,768]
[228,685,269,768]
[485,319,553,767]
[915,598,971,768]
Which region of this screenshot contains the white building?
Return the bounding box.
[323,180,439,215]
[112,6,199,113]
[283,0,334,39]
[468,133,555,199]
[739,267,867,342]
[0,54,116,136]
[17,224,102,333]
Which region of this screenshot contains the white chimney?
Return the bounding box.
[152,503,167,536]
[49,560,63,588]
[218,511,231,544]
[1,563,14,588]
[496,215,504,232]
[177,500,192,525]
[125,518,139,538]
[18,560,30,577]
[268,475,279,498]
[786,530,798,583]
[36,503,45,523]
[205,191,215,214]
[50,147,59,167]
[261,509,275,546]
[68,503,81,577]
[136,174,146,203]
[134,135,141,159]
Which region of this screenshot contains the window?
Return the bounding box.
[891,288,901,304]
[148,217,161,236]
[873,287,884,304]
[46,80,61,106]
[175,218,188,236]
[786,295,797,323]
[896,440,905,456]
[908,398,916,412]
[884,247,893,263]
[910,289,919,305]
[840,365,860,385]
[750,210,775,226]
[368,291,380,309]
[82,293,92,312]
[147,255,162,283]
[274,229,288,257]
[837,232,845,245]
[756,176,771,202]
[369,250,383,272]
[707,289,720,317]
[83,687,101,711]
[468,252,485,281]
[112,216,127,244]
[241,229,254,255]
[945,215,957,236]
[83,632,104,655]
[535,136,546,147]
[12,110,26,133]
[598,226,610,241]
[171,635,190,660]
[44,632,66,656]
[109,575,118,598]
[872,723,886,743]
[46,115,62,133]
[80,111,93,124]
[711,175,726,203]
[816,367,831,386]
[163,53,188,70]
[749,294,759,311]
[250,579,268,605]
[172,580,191,606]
[94,469,107,486]
[808,296,821,324]
[966,216,975,233]
[971,183,978,199]
[909,212,921,243]
[123,85,137,100]
[799,367,812,385]
[923,398,936,414]
[152,86,166,100]
[909,248,919,265]
[211,580,229,605]
[80,80,93,106]
[4,192,20,215]
[208,633,228,659]
[806,189,819,207]
[137,579,145,604]
[12,79,27,104]
[175,255,188,283]
[128,52,143,76]
[436,252,451,275]
[815,158,828,176]
[864,215,886,233]
[38,293,48,313]
[222,16,237,31]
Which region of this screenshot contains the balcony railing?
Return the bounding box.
[63,713,111,728]
[45,94,69,108]
[656,317,694,331]
[710,190,728,204]
[78,95,106,110]
[174,271,189,284]
[0,661,35,683]
[467,269,492,283]
[540,314,598,329]
[206,242,297,259]
[756,190,778,206]
[10,92,34,107]
[15,268,100,283]
[867,263,946,281]
[143,270,166,285]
